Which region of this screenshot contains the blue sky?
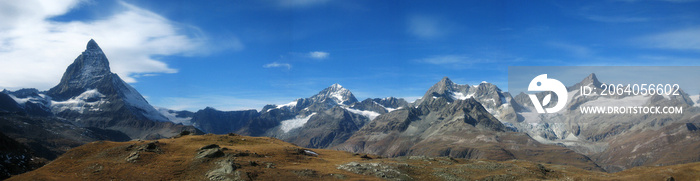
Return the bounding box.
[1,0,699,111]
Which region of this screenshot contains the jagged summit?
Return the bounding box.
[48,39,112,100]
[429,77,456,93]
[86,39,102,51]
[416,76,470,105]
[311,83,358,105]
[439,76,452,83]
[330,83,343,89]
[568,73,603,91]
[413,76,514,122]
[435,76,456,90]
[580,73,601,86]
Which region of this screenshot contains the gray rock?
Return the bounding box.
[125,151,139,163]
[337,162,412,181]
[197,148,224,159]
[206,158,246,181]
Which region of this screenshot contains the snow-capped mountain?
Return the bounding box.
[413,77,521,123]
[2,40,199,140]
[178,83,409,148]
[1,89,52,116]
[47,39,168,123]
[263,83,359,114]
[334,77,603,171]
[250,84,367,147]
[310,83,358,105]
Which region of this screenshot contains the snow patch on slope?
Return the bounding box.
[277,101,298,109]
[7,94,31,105]
[280,113,317,133]
[7,94,48,105]
[51,89,108,113]
[115,78,169,122]
[156,107,193,125]
[373,101,401,112]
[386,107,401,112]
[344,107,381,120]
[690,95,700,107]
[452,92,475,100]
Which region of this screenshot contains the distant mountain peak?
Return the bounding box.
[582,73,601,85]
[438,76,455,87]
[569,73,602,91]
[311,84,358,105]
[426,77,462,95]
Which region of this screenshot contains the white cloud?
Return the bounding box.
[641,27,700,51]
[0,0,207,90]
[263,62,292,69]
[417,55,486,68]
[308,51,329,59]
[407,15,448,39]
[416,53,520,69]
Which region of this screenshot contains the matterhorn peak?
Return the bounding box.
[86,39,102,51]
[48,39,114,100]
[75,39,111,73]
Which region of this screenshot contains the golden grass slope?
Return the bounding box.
[9,134,700,181]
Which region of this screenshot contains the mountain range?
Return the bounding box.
[2,39,700,179]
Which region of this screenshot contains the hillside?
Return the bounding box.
[9,134,700,181]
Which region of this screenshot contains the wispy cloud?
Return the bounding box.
[0,1,207,90]
[416,55,489,68]
[275,0,331,8]
[418,55,471,65]
[640,27,700,51]
[263,62,292,69]
[308,51,329,59]
[584,15,649,23]
[407,15,449,39]
[416,53,523,69]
